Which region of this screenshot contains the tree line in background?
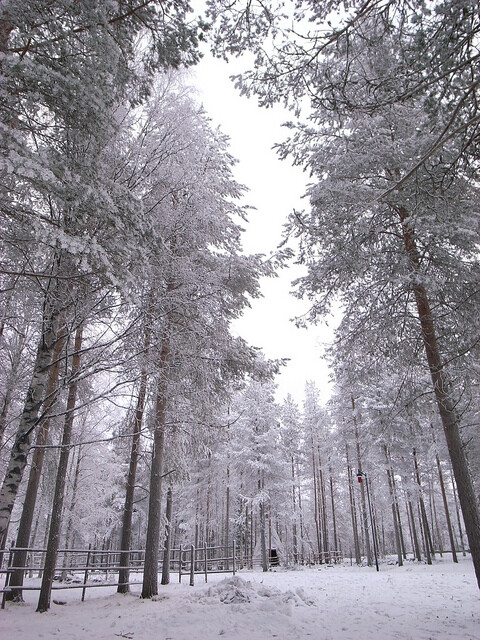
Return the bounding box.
[0,0,479,613]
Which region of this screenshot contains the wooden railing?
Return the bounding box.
[0,542,238,607]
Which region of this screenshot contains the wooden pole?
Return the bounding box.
[81,544,91,602]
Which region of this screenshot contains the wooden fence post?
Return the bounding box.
[189,545,195,587]
[81,544,92,602]
[232,540,236,576]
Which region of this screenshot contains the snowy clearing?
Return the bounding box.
[1,557,478,640]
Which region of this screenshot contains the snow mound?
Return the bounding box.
[194,576,315,608]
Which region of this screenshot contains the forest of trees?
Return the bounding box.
[0,0,478,613]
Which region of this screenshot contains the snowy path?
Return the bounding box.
[1,557,478,639]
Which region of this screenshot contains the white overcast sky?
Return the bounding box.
[190,55,334,405]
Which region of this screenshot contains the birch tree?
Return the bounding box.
[0,0,203,552]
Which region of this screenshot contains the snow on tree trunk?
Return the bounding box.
[399,208,480,587]
[353,400,372,567]
[7,321,67,600]
[291,457,298,564]
[61,444,83,577]
[161,486,173,586]
[386,467,403,567]
[346,444,361,565]
[436,454,458,563]
[141,334,170,599]
[0,281,64,553]
[259,488,268,572]
[407,498,422,562]
[37,324,83,613]
[118,304,152,594]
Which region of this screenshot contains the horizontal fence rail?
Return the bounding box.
[0,542,238,607]
[1,543,344,607]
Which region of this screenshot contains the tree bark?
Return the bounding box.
[161,486,173,585]
[62,444,83,577]
[312,447,322,560]
[407,495,422,561]
[346,444,361,565]
[118,294,153,593]
[7,323,67,600]
[450,470,466,556]
[291,457,298,563]
[386,467,403,566]
[353,398,372,566]
[0,320,26,451]
[0,281,65,554]
[318,452,329,563]
[297,463,305,561]
[413,449,433,565]
[399,207,480,587]
[436,454,458,562]
[225,466,230,570]
[37,325,83,613]
[141,333,170,599]
[118,367,149,592]
[259,478,268,572]
[329,472,339,561]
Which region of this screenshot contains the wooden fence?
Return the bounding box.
[0,542,237,607]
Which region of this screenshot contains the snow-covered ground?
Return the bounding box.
[1,557,478,639]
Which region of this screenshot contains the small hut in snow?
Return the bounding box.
[252,527,285,567]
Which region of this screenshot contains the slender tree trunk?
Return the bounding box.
[383,445,403,565]
[291,457,298,563]
[245,503,249,569]
[407,498,422,561]
[194,486,200,549]
[353,398,372,566]
[436,454,458,562]
[386,467,403,566]
[413,448,434,562]
[0,283,65,553]
[399,207,480,587]
[29,513,40,578]
[250,508,254,569]
[7,324,67,600]
[161,486,173,585]
[329,472,339,561]
[259,481,268,572]
[141,333,170,599]
[0,378,14,452]
[62,444,83,577]
[430,475,443,556]
[346,444,361,565]
[118,366,149,593]
[312,450,322,561]
[418,500,432,564]
[318,454,329,563]
[205,472,212,547]
[395,501,407,559]
[296,460,305,561]
[118,294,152,593]
[391,472,406,559]
[37,325,83,613]
[450,470,466,556]
[225,466,230,570]
[38,512,51,578]
[0,322,26,451]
